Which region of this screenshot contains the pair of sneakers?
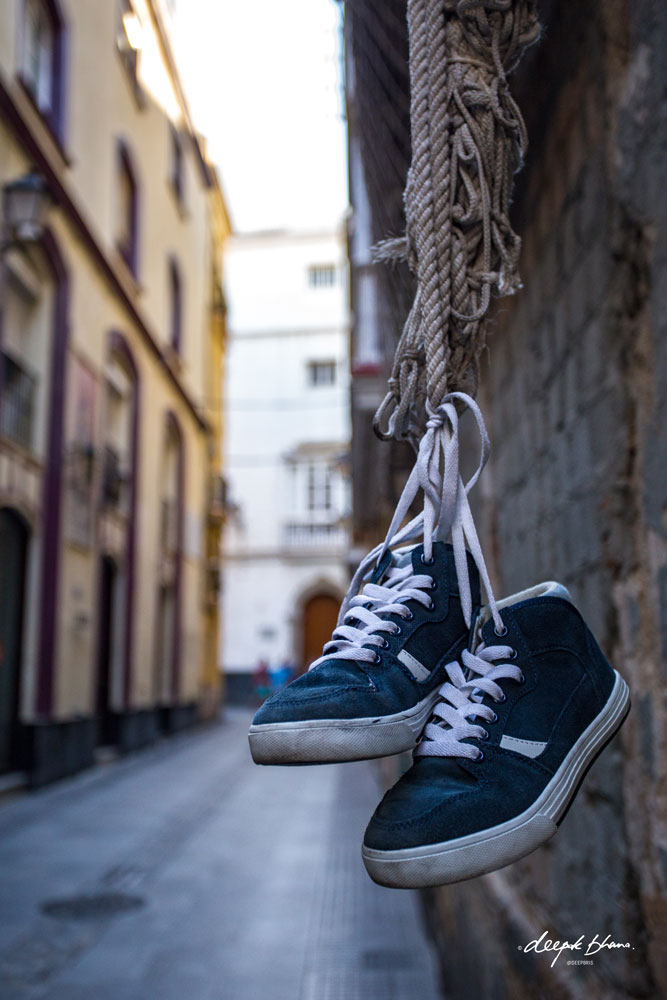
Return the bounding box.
[248,396,630,888]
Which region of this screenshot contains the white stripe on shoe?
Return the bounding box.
[499,735,547,758]
[398,649,431,681]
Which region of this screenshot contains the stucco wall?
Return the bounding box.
[0,0,227,754]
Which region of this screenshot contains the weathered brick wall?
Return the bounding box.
[431,2,667,997]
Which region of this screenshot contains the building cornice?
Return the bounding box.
[222,546,350,563]
[0,74,209,432]
[229,226,347,244]
[145,0,232,236]
[227,325,349,341]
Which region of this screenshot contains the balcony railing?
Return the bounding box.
[0,353,35,451]
[283,521,347,549]
[101,445,126,508]
[208,473,229,523]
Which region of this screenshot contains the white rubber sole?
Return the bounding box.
[362,671,630,888]
[248,688,442,765]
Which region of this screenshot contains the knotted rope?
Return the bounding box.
[373,0,539,445]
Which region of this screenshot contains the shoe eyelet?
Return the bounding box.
[489,712,498,724]
[495,692,507,704]
[404,610,415,621]
[426,598,435,611]
[517,671,526,684]
[421,553,435,566]
[380,637,390,649]
[475,750,485,762]
[494,624,508,637]
[428,579,438,591]
[393,625,402,636]
[479,729,489,741]
[510,647,518,660]
[373,652,382,665]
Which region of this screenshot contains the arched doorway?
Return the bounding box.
[301,593,340,673]
[0,509,29,772]
[103,332,140,711]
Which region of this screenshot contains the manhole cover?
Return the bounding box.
[361,949,417,971]
[41,892,145,921]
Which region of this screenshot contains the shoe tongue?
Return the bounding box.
[370,545,416,585]
[370,550,392,584]
[393,547,416,570]
[477,582,573,639]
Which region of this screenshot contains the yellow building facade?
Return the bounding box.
[0,0,230,785]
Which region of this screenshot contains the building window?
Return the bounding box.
[116,0,141,82]
[116,142,138,276]
[0,353,36,451]
[19,0,65,140]
[307,360,336,387]
[308,264,337,288]
[159,415,183,558]
[102,444,124,508]
[168,257,183,353]
[307,463,332,513]
[170,125,184,206]
[102,360,132,511]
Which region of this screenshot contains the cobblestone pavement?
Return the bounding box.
[0,710,442,1000]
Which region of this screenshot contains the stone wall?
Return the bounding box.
[431,2,667,997]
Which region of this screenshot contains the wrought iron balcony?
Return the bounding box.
[282,521,347,549]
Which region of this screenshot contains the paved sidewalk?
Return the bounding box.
[0,709,442,1000]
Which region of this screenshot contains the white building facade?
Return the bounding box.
[221,229,351,701]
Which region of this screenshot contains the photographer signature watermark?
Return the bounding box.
[517,931,634,967]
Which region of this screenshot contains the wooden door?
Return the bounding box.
[301,594,339,672]
[95,555,118,746]
[0,509,28,772]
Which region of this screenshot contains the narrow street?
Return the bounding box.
[0,710,442,1000]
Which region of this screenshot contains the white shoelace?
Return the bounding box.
[415,641,523,760]
[309,560,435,669]
[309,391,504,672]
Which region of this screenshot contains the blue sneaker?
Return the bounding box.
[249,392,498,765]
[248,542,480,764]
[362,583,631,887]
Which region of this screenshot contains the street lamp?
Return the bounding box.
[1,171,52,249]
